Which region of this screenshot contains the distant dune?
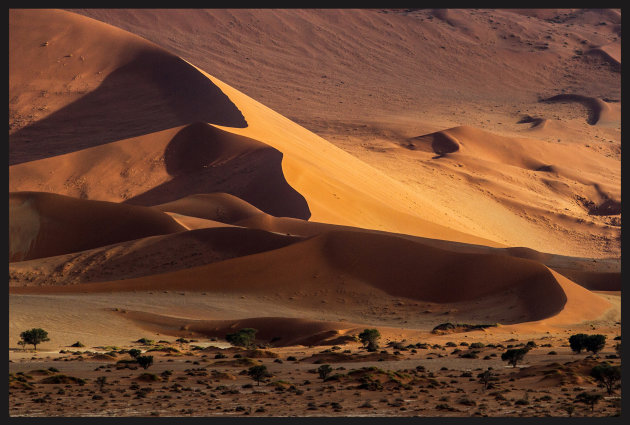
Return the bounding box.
[9,192,184,262]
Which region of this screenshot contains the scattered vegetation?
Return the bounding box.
[431,323,497,335]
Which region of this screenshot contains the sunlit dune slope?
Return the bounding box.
[9,9,246,165]
[9,191,185,262]
[9,9,503,247]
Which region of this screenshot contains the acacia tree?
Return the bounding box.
[501,348,529,367]
[318,364,333,380]
[226,328,258,348]
[569,334,589,353]
[591,363,621,395]
[576,392,603,414]
[585,335,607,355]
[358,329,381,352]
[477,368,497,390]
[20,328,50,351]
[569,334,607,355]
[247,365,270,386]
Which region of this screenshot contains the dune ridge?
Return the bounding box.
[12,228,610,326]
[9,191,185,262]
[113,310,359,347]
[9,9,246,165]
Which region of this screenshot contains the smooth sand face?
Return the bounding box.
[9,9,621,417]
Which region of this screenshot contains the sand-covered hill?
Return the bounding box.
[66,8,620,259]
[9,9,620,356]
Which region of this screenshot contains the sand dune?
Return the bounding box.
[9,9,245,165]
[12,228,611,326]
[155,193,267,224]
[10,122,310,219]
[9,226,302,286]
[9,191,185,262]
[541,94,620,126]
[114,310,358,347]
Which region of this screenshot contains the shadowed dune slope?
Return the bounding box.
[9,9,245,165]
[125,123,310,219]
[9,192,185,262]
[12,229,584,324]
[10,122,310,220]
[9,227,302,286]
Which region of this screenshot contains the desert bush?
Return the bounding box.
[226,328,258,348]
[358,329,381,352]
[20,328,50,351]
[136,338,154,345]
[70,341,85,348]
[501,348,529,367]
[477,368,497,390]
[287,356,297,361]
[137,373,161,382]
[136,355,154,370]
[318,364,333,380]
[40,374,86,385]
[96,376,107,392]
[128,349,142,359]
[469,342,485,349]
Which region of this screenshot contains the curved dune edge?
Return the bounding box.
[9,9,247,165]
[188,65,505,248]
[112,310,360,347]
[164,212,238,230]
[9,191,185,262]
[10,226,303,287]
[10,122,311,220]
[10,229,596,327]
[490,270,613,334]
